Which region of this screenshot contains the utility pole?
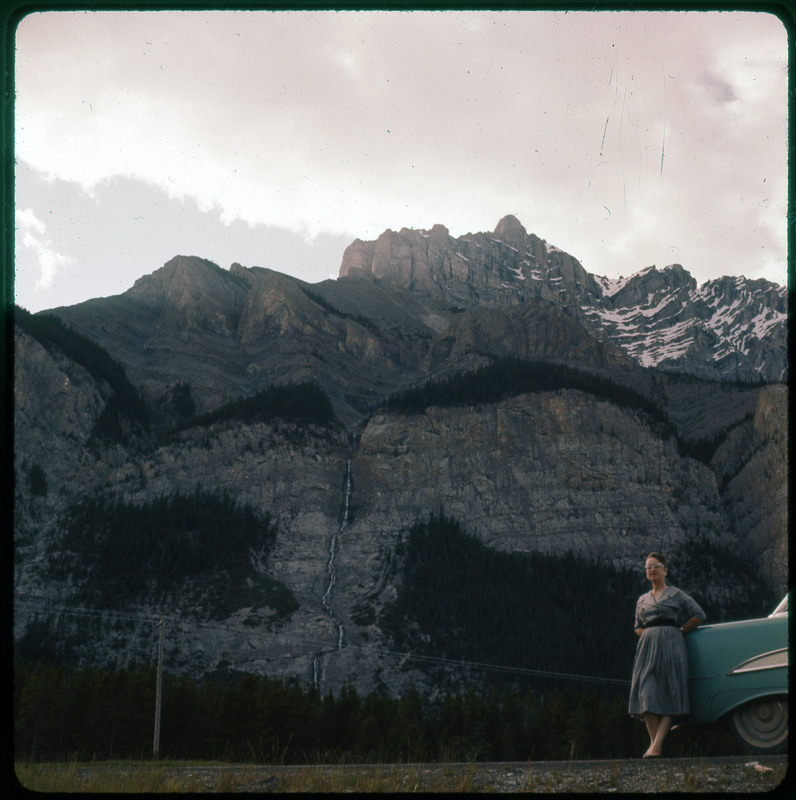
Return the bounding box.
[153,619,165,759]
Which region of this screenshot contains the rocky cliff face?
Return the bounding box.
[353,394,727,564]
[710,384,789,593]
[13,216,788,696]
[339,216,601,312]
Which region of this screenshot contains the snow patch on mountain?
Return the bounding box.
[581,267,787,378]
[594,266,657,298]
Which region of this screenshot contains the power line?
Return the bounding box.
[378,650,631,686]
[15,596,631,687]
[15,597,167,625]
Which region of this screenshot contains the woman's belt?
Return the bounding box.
[643,618,679,629]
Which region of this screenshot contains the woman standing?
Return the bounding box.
[628,552,706,757]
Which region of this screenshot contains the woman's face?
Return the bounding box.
[645,558,666,581]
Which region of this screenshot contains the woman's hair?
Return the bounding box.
[647,552,667,566]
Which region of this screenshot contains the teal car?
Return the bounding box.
[683,594,788,753]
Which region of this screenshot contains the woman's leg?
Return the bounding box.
[643,712,658,752]
[647,715,672,756]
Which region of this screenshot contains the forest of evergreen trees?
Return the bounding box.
[177,381,339,432]
[300,287,380,334]
[14,305,149,444]
[47,489,297,619]
[380,357,665,422]
[379,357,770,467]
[665,532,781,623]
[380,513,642,689]
[16,304,339,441]
[14,660,739,764]
[15,510,766,764]
[380,514,780,690]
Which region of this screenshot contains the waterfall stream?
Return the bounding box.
[313,458,353,685]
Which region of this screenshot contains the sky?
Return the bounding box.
[13,9,789,313]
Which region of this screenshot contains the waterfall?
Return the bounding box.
[314,458,354,685]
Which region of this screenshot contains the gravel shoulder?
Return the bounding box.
[138,755,789,792]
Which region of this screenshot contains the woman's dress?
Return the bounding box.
[628,586,706,717]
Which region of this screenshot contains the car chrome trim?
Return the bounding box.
[728,648,788,675]
[768,595,788,617]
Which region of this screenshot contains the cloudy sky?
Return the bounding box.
[14,9,788,312]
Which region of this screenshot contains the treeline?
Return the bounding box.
[379,357,760,467]
[49,489,296,618]
[14,305,149,443]
[380,514,642,686]
[14,660,738,763]
[379,514,777,693]
[675,410,755,469]
[300,287,380,334]
[668,532,780,623]
[381,357,666,422]
[178,381,338,431]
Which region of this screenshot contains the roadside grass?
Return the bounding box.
[14,760,480,793]
[14,757,787,793]
[15,760,208,793]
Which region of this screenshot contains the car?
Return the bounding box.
[682,594,788,754]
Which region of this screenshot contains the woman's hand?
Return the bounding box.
[636,627,644,637]
[679,616,704,635]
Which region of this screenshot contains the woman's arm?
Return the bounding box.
[679,616,704,634]
[634,595,646,636]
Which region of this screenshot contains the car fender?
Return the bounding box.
[684,614,788,725]
[707,687,787,724]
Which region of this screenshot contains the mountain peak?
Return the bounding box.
[493,215,528,247]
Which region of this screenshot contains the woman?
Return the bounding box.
[628,552,705,757]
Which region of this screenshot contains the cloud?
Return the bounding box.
[15,207,75,294]
[14,9,788,303]
[14,161,353,311]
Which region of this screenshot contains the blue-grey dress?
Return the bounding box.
[628,586,706,717]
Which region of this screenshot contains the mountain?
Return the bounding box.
[13,216,788,698]
[340,215,787,384]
